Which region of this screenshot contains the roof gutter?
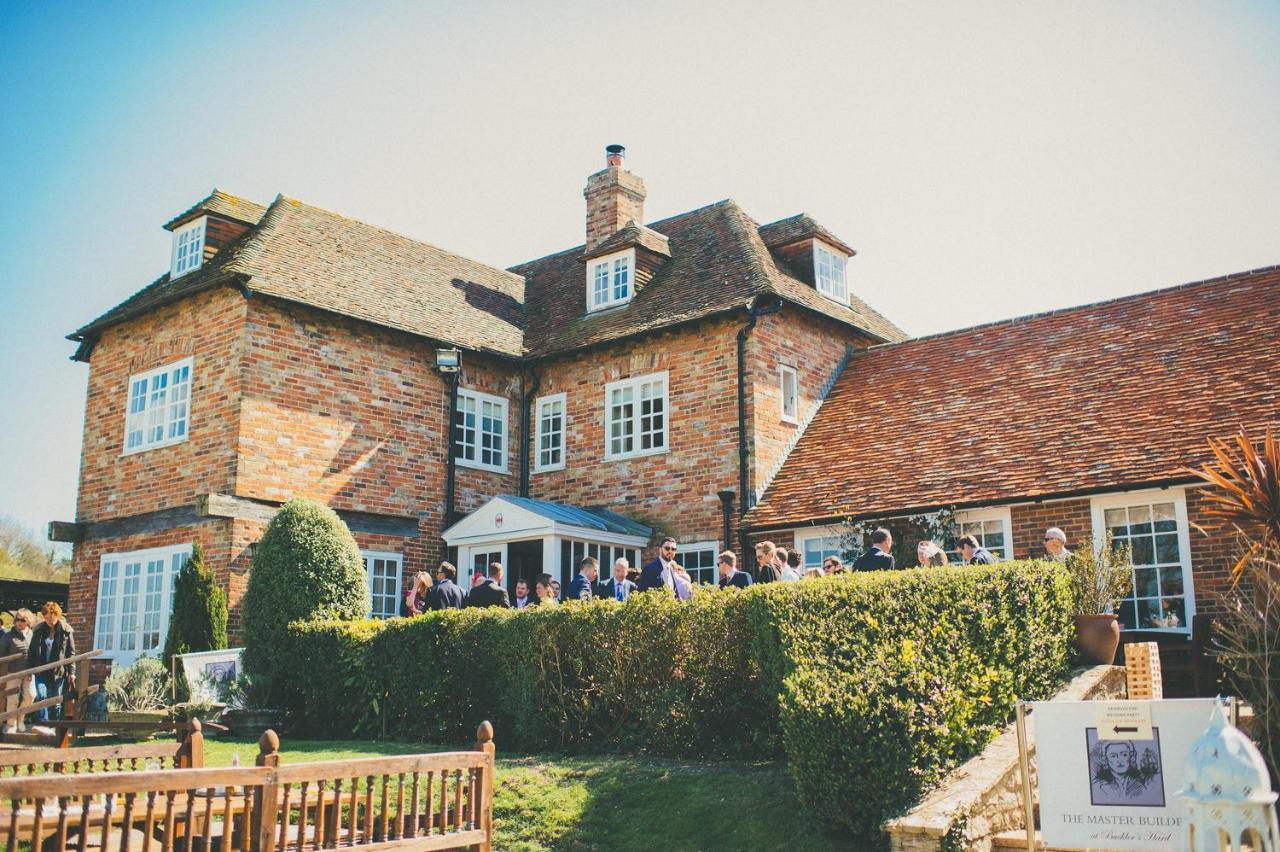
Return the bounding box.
[742,475,1205,534]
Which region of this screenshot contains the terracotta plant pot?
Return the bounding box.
[1073,613,1121,665]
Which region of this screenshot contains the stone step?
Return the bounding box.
[991,829,1049,850]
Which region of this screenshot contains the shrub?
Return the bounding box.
[162,542,228,701]
[275,561,1073,840]
[242,499,369,692]
[104,656,168,712]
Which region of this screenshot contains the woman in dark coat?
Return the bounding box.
[26,602,75,722]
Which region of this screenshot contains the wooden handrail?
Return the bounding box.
[0,649,103,684]
[0,685,99,724]
[0,653,24,667]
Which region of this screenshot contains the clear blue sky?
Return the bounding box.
[2,1,1278,539]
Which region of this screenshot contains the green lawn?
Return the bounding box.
[201,737,857,851]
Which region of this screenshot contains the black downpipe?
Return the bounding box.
[717,490,735,557]
[519,371,542,498]
[443,371,460,528]
[736,296,783,575]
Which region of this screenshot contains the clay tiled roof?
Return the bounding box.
[582,221,671,261]
[77,196,527,357]
[163,189,268,230]
[758,213,856,256]
[75,194,905,357]
[746,266,1280,529]
[515,200,905,356]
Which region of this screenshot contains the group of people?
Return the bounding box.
[0,601,78,730]
[400,526,1076,615]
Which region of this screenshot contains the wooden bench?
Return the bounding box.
[0,722,496,852]
[0,720,206,776]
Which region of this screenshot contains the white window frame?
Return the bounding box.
[94,543,191,666]
[586,248,635,312]
[534,392,567,473]
[779,365,799,424]
[122,357,194,456]
[813,242,849,305]
[795,528,846,570]
[1090,488,1195,635]
[454,388,509,473]
[603,371,669,461]
[170,217,207,279]
[948,507,1014,562]
[673,540,720,587]
[363,551,403,619]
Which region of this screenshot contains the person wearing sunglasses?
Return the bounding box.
[637,536,682,597]
[1,610,34,733]
[1043,528,1072,562]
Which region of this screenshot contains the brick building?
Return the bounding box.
[744,265,1280,666]
[53,146,1279,676]
[54,147,903,668]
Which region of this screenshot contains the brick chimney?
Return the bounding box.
[584,145,646,253]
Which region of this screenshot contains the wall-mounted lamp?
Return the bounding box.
[435,347,461,373]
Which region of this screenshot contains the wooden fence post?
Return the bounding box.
[255,730,281,852]
[474,721,495,852]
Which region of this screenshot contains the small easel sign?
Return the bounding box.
[1015,697,1228,851]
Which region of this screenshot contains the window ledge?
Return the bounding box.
[121,435,189,458]
[533,463,566,474]
[781,414,800,426]
[604,446,669,463]
[456,457,509,475]
[586,300,632,315]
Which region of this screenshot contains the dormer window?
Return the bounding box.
[814,243,848,305]
[170,217,206,279]
[587,249,634,312]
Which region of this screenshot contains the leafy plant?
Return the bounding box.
[162,542,228,701]
[218,673,277,712]
[1186,426,1280,582]
[241,498,369,692]
[171,696,221,723]
[104,656,168,712]
[1063,531,1133,615]
[1187,426,1280,782]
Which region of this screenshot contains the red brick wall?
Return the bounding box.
[75,286,246,522]
[1009,499,1092,560]
[527,316,739,551]
[748,306,865,505]
[1184,486,1235,621]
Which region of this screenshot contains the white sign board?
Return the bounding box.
[1034,698,1217,851]
[177,648,243,703]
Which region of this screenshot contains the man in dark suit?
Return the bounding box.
[637,537,680,595]
[565,556,598,601]
[428,562,466,610]
[853,528,896,570]
[717,551,752,590]
[465,562,512,608]
[599,558,637,602]
[957,535,998,565]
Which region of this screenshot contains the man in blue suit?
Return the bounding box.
[717,551,752,589]
[428,562,466,609]
[637,537,680,596]
[599,558,637,602]
[565,556,599,601]
[852,528,896,571]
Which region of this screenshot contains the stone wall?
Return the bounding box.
[883,665,1127,852]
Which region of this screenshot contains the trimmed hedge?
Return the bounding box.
[272,561,1072,842]
[242,499,369,690]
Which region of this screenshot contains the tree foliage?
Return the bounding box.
[241,498,369,690]
[162,542,228,701]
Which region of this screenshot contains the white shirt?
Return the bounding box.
[514,596,529,609]
[780,566,801,582]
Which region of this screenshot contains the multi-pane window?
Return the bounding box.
[587,250,633,311]
[454,389,507,472]
[470,550,503,589]
[560,539,640,587]
[814,244,848,304]
[170,217,206,279]
[605,372,668,460]
[535,393,567,472]
[780,366,799,423]
[1098,496,1192,631]
[674,542,719,586]
[95,545,190,664]
[947,510,1011,562]
[798,533,843,570]
[124,358,193,454]
[364,552,403,619]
